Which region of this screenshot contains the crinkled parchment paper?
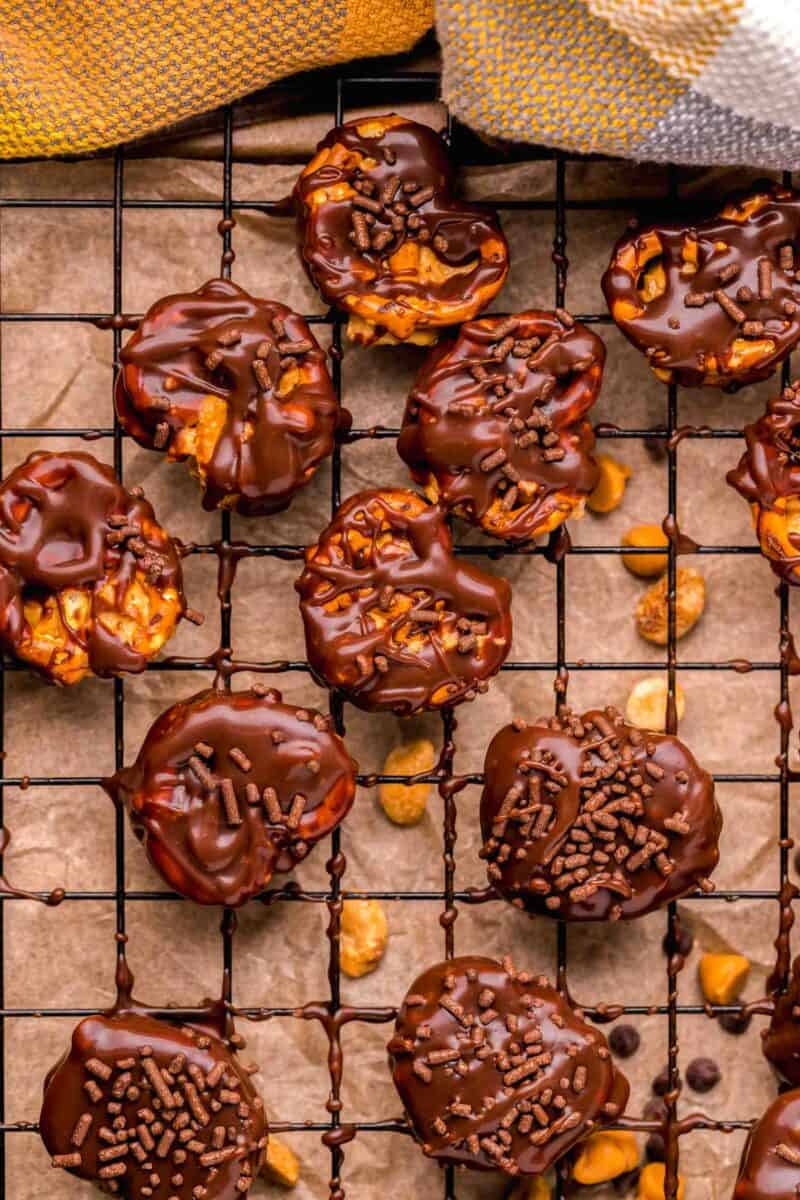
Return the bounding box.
[0,62,798,1200]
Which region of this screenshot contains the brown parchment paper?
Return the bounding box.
[1,79,799,1200]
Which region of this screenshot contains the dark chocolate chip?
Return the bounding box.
[718,1009,752,1035]
[643,1098,666,1162]
[652,1066,680,1096]
[609,1024,640,1059]
[685,1056,720,1093]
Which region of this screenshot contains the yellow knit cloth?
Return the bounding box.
[0,0,433,158]
[6,1,799,168]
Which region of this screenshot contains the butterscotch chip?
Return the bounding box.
[294,115,509,346]
[573,1130,639,1184]
[262,1137,300,1188]
[587,455,631,514]
[621,524,669,577]
[698,952,749,1005]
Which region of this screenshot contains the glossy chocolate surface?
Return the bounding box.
[41,1009,266,1199]
[480,707,720,921]
[294,115,508,344]
[106,687,356,906]
[734,1090,800,1200]
[0,451,185,683]
[603,184,800,388]
[398,311,603,542]
[118,279,342,515]
[295,489,512,714]
[727,382,800,583]
[763,955,800,1084]
[388,955,629,1175]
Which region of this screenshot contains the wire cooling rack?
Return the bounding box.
[0,57,794,1200]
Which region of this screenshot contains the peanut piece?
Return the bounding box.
[625,677,686,733]
[638,1162,685,1200]
[635,567,705,645]
[698,952,750,1006]
[621,524,669,578]
[379,738,436,825]
[573,1130,639,1185]
[262,1136,300,1188]
[587,455,632,514]
[340,899,388,978]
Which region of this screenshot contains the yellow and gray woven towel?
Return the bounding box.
[2,0,800,165]
[439,0,800,168]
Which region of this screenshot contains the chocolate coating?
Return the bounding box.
[295,488,512,714]
[734,1090,800,1200]
[117,278,342,516]
[388,955,629,1176]
[41,1010,266,1199]
[0,451,185,684]
[294,114,509,345]
[763,955,800,1084]
[480,707,720,921]
[106,687,356,906]
[602,183,800,388]
[398,311,603,542]
[727,382,800,584]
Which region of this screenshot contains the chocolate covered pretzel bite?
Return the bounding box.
[388,955,629,1176]
[106,687,356,906]
[294,114,509,346]
[0,451,187,685]
[727,381,800,584]
[398,310,604,542]
[295,488,512,714]
[41,1010,267,1199]
[603,183,800,388]
[734,1090,800,1200]
[117,279,341,516]
[480,707,720,921]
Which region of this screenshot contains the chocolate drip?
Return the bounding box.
[0,451,185,683]
[294,115,508,344]
[764,952,800,1085]
[105,686,357,906]
[0,825,64,905]
[295,489,512,714]
[479,706,720,921]
[603,184,800,388]
[397,311,604,543]
[388,955,629,1176]
[118,278,345,516]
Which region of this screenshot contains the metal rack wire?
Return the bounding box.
[0,61,792,1200]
